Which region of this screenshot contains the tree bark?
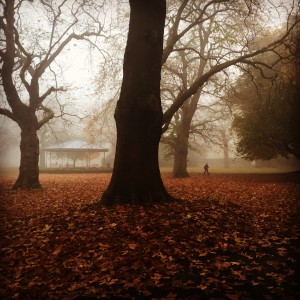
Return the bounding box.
[100,0,173,205]
[13,127,41,189]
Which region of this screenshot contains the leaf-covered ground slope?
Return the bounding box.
[0,172,299,299]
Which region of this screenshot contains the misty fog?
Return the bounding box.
[1,0,299,176]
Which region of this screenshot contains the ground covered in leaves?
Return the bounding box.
[0,172,299,299]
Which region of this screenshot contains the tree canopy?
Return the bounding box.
[233,80,299,160]
[231,24,300,160]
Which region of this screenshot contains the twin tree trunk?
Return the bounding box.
[100,0,172,205]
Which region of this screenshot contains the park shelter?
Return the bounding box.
[41,140,108,168]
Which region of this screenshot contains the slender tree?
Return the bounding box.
[0,0,104,189]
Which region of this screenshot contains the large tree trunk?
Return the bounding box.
[13,127,41,189]
[100,0,172,205]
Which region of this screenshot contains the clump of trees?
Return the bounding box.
[230,23,300,160]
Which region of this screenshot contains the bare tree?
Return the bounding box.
[0,0,105,188]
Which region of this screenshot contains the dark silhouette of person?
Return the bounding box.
[204,163,209,175]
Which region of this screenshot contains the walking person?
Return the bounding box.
[204,163,209,175]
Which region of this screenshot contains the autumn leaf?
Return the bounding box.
[68,223,75,229]
[52,245,62,256]
[106,278,119,286]
[198,284,208,290]
[128,243,138,250]
[42,224,51,232]
[232,270,247,280]
[277,247,287,256]
[151,273,162,283]
[215,261,231,269]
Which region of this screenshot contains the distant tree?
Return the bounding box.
[66,152,84,168]
[0,0,104,188]
[232,71,299,160]
[231,21,300,160]
[213,122,235,168]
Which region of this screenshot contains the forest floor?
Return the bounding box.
[0,172,299,299]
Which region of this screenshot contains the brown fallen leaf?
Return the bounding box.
[128,243,138,250]
[52,245,62,256]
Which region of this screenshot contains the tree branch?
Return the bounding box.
[38,86,66,106]
[162,19,300,131]
[34,30,102,80]
[37,104,54,129]
[162,0,230,64]
[0,107,16,121]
